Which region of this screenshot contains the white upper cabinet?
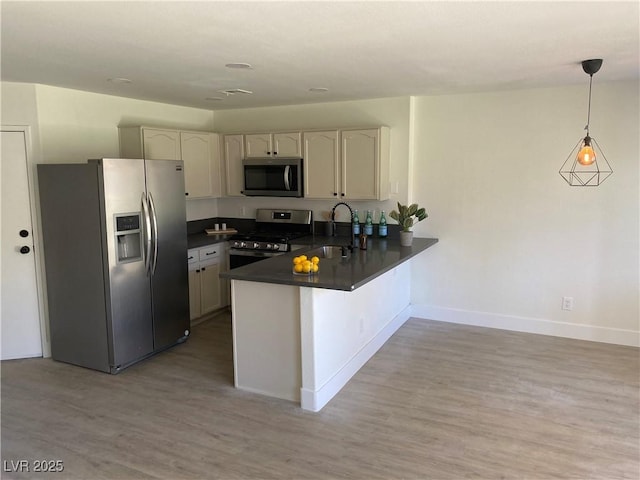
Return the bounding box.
[223,134,245,197]
[143,128,180,160]
[273,132,302,157]
[120,126,180,160]
[180,132,221,198]
[119,126,222,198]
[340,128,389,200]
[244,134,271,158]
[303,130,339,199]
[245,132,301,158]
[303,127,390,200]
[221,127,388,199]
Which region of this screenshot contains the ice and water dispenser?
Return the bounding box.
[115,213,142,263]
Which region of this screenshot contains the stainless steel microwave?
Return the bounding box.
[242,157,303,197]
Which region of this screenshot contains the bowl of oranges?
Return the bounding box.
[292,254,320,275]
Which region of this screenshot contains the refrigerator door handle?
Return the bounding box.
[141,192,153,275]
[148,191,159,275]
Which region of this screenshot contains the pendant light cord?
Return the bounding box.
[585,74,593,135]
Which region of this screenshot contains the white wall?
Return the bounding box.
[213,97,411,223]
[33,84,215,162]
[4,80,637,346]
[410,81,639,344]
[1,82,43,162]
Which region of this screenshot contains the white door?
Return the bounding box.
[1,129,43,359]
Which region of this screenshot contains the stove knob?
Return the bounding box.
[233,241,240,248]
[272,244,280,251]
[239,241,247,248]
[265,244,273,250]
[253,242,261,249]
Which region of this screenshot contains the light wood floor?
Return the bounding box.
[2,314,638,479]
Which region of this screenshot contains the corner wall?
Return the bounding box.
[1,82,218,220]
[1,82,43,162]
[33,84,215,163]
[410,81,639,345]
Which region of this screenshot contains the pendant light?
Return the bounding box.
[559,59,613,186]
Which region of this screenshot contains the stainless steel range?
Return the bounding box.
[229,209,312,269]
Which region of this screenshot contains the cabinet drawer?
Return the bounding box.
[199,245,222,261]
[187,248,199,264]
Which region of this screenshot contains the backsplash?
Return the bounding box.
[187,217,255,235]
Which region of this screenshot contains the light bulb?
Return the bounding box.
[577,137,596,166]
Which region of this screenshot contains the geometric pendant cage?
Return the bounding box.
[559,58,613,187]
[559,136,613,186]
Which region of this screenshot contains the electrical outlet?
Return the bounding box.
[562,296,574,311]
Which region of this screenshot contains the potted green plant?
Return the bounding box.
[389,202,428,246]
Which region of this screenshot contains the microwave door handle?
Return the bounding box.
[284,165,291,191]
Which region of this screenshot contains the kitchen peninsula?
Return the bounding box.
[221,236,438,411]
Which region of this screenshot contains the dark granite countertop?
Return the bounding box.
[187,217,256,250]
[220,236,439,291]
[187,232,235,249]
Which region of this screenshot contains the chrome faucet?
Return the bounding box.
[331,201,355,254]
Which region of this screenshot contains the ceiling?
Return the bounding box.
[1,1,638,110]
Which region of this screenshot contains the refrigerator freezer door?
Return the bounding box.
[100,158,154,369]
[145,160,190,350]
[38,163,111,372]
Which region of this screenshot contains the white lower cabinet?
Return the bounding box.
[188,243,228,322]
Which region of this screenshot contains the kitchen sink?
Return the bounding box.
[304,245,346,259]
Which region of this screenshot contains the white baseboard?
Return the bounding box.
[1,351,42,361]
[300,305,412,412]
[411,304,639,347]
[235,383,300,403]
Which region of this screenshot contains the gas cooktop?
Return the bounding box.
[229,208,313,252]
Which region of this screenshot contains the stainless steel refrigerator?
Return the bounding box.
[38,158,190,373]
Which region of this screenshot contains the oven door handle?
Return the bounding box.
[284,165,291,191]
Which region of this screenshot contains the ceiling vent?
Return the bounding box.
[218,88,253,96]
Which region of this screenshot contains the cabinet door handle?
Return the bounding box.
[188,256,194,260]
[206,251,217,256]
[201,267,206,271]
